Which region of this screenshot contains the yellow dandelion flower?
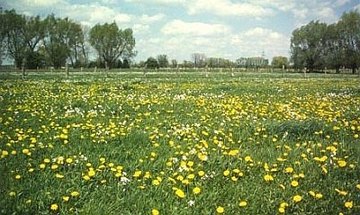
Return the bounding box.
[223,169,230,177]
[175,188,186,198]
[39,163,46,169]
[83,175,90,181]
[280,202,288,208]
[50,203,58,211]
[293,195,302,203]
[284,167,294,173]
[335,189,348,196]
[309,191,316,197]
[315,193,323,199]
[22,148,30,155]
[244,156,253,162]
[278,207,285,213]
[51,164,58,170]
[291,180,299,187]
[55,173,64,179]
[62,196,70,202]
[66,158,73,164]
[198,171,205,177]
[193,187,201,195]
[88,169,96,177]
[15,174,21,180]
[70,191,80,197]
[356,184,360,190]
[228,149,239,156]
[264,174,274,182]
[2,150,9,157]
[152,209,160,215]
[344,201,353,209]
[337,160,347,168]
[216,206,224,214]
[197,153,208,161]
[239,200,247,207]
[152,179,160,186]
[9,191,16,197]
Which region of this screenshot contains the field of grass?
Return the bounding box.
[0,71,359,214]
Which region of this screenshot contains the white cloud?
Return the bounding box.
[161,20,230,36]
[139,14,165,24]
[125,0,185,5]
[334,0,350,7]
[24,0,63,6]
[317,7,337,23]
[63,4,132,26]
[186,0,274,17]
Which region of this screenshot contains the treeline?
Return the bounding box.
[0,9,136,69]
[290,11,360,74]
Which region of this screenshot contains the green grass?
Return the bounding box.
[0,70,359,214]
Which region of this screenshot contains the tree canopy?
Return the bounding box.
[89,22,136,69]
[290,10,360,73]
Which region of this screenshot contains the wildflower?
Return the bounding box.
[344,201,353,209]
[239,200,247,207]
[66,158,73,164]
[193,187,201,195]
[278,207,285,213]
[198,171,205,177]
[223,170,230,177]
[152,179,160,186]
[264,174,274,182]
[244,156,253,162]
[50,203,58,211]
[55,173,64,179]
[284,167,294,173]
[293,195,302,203]
[40,163,46,169]
[337,160,347,168]
[88,169,96,177]
[9,191,16,197]
[315,193,323,199]
[197,153,208,161]
[291,180,299,187]
[356,184,360,190]
[175,188,186,198]
[70,191,80,197]
[228,149,239,156]
[15,174,21,180]
[63,196,70,202]
[216,206,224,214]
[152,209,160,215]
[335,189,348,196]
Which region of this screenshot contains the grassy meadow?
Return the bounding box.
[0,70,359,214]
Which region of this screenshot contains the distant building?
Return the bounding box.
[236,57,269,68]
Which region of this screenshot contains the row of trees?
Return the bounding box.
[291,11,360,73]
[140,54,288,69]
[0,9,136,69]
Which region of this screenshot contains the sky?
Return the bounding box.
[1,0,360,62]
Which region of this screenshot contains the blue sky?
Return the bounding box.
[2,0,360,62]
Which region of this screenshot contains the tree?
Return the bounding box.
[157,54,169,68]
[146,57,159,69]
[337,11,360,74]
[271,56,289,68]
[191,53,206,68]
[290,21,328,72]
[89,22,136,69]
[171,59,177,68]
[2,10,27,68]
[43,15,82,68]
[323,23,343,73]
[24,15,46,69]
